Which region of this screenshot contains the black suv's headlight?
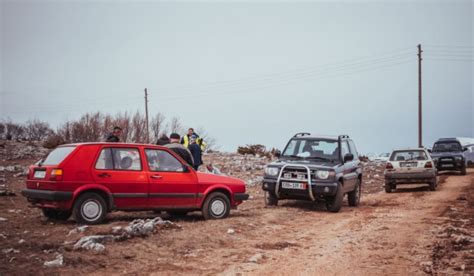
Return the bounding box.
[264,166,279,177]
[314,170,335,180]
[455,156,463,161]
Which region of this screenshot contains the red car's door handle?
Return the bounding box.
[151,175,162,179]
[97,173,111,178]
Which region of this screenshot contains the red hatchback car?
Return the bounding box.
[22,143,249,224]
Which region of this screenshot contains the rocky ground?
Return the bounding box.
[0,140,472,275]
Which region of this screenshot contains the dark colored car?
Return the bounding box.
[22,143,249,224]
[430,138,468,175]
[261,133,362,212]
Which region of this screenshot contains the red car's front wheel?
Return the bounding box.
[202,192,230,220]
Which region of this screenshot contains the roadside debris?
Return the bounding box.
[0,217,8,223]
[227,228,235,234]
[73,217,180,253]
[2,248,20,254]
[73,235,114,253]
[43,254,64,268]
[67,225,89,236]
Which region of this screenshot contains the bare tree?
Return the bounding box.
[5,120,26,140]
[169,116,184,134]
[194,126,218,152]
[0,122,5,139]
[150,112,166,143]
[129,111,147,143]
[24,119,53,141]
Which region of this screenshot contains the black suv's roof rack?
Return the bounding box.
[338,135,349,140]
[293,132,311,138]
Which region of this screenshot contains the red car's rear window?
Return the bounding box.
[42,146,76,165]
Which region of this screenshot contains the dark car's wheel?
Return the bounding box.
[167,210,188,218]
[264,191,278,206]
[348,179,361,207]
[202,192,230,220]
[429,177,437,191]
[461,165,467,176]
[73,192,107,225]
[326,182,343,212]
[384,182,393,193]
[42,208,72,221]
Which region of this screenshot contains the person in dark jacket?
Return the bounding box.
[106,126,122,142]
[165,133,194,167]
[156,134,170,146]
[188,136,202,170]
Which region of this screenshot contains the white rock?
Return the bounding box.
[43,254,64,268]
[0,217,7,223]
[227,228,235,234]
[248,253,264,263]
[18,239,25,244]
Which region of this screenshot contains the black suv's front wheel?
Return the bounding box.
[348,179,361,207]
[264,191,278,206]
[326,182,343,212]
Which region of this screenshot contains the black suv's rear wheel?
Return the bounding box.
[202,192,230,220]
[73,192,107,225]
[42,208,72,221]
[264,191,278,206]
[326,182,343,212]
[348,179,361,207]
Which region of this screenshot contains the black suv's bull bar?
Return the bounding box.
[276,164,315,201]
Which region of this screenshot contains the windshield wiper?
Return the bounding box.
[306,156,332,162]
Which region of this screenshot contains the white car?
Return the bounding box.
[384,148,437,193]
[374,153,390,162]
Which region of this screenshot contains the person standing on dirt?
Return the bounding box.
[106,126,122,142]
[188,135,202,170]
[156,134,170,146]
[181,128,206,151]
[166,133,194,167]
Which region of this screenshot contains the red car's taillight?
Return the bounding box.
[386,163,394,170]
[50,169,63,181]
[424,161,433,168]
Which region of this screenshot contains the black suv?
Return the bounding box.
[262,133,362,212]
[430,138,468,175]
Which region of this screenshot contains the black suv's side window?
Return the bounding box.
[348,140,359,160]
[95,148,142,171]
[341,141,350,158]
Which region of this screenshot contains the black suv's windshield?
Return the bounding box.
[282,139,339,161]
[433,141,462,152]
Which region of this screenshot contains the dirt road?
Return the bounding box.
[1,169,473,275]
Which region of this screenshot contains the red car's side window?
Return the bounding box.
[95,148,142,171]
[145,149,184,172]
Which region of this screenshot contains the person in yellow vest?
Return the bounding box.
[181,128,206,152]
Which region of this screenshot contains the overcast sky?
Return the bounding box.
[1,0,472,153]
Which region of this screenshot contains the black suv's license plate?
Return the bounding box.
[281,182,307,190]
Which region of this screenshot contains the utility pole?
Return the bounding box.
[417,44,423,148]
[144,88,149,143]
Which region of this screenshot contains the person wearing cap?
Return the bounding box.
[106,126,122,142]
[166,133,194,167]
[188,135,203,170]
